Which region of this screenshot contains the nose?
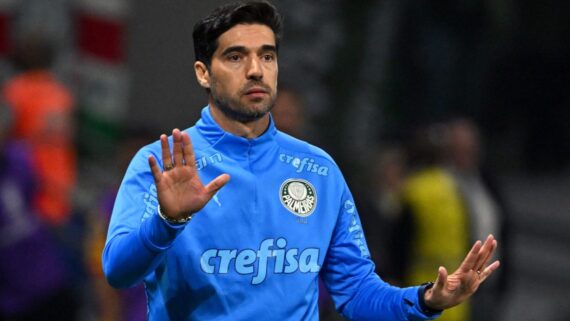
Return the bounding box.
[246,57,263,80]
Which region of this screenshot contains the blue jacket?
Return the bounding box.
[103,106,440,321]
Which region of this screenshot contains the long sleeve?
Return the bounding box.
[322,185,441,321]
[102,146,187,288]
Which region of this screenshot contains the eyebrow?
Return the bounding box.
[259,45,277,53]
[220,44,277,56]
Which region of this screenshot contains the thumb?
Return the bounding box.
[204,174,230,197]
[434,266,447,290]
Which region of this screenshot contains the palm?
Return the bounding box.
[424,235,500,310]
[148,129,229,220]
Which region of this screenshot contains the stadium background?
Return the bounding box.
[0,0,568,320]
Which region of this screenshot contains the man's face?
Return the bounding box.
[204,23,278,123]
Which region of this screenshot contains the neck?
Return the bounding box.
[208,101,270,139]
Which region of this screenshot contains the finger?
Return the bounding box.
[475,235,497,271]
[148,155,162,183]
[181,131,197,170]
[479,260,501,282]
[160,134,172,170]
[459,240,482,273]
[434,266,447,290]
[172,128,184,167]
[204,174,230,197]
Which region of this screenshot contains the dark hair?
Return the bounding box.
[192,1,283,67]
[407,123,449,168]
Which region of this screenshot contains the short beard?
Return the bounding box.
[210,80,276,123]
[213,95,273,123]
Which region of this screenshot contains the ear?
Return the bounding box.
[194,61,211,89]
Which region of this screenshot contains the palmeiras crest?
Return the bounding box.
[279,179,317,217]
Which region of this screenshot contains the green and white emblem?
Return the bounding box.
[280,179,317,217]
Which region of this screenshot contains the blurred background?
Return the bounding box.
[0,0,568,321]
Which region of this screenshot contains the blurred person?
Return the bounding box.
[272,85,340,320]
[359,145,409,284]
[270,86,307,139]
[397,123,472,321]
[84,129,154,321]
[0,105,77,321]
[445,118,510,321]
[371,146,407,222]
[1,34,76,226]
[103,2,500,321]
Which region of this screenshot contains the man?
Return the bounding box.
[103,2,499,320]
[2,34,76,226]
[445,118,510,321]
[0,108,76,320]
[397,123,473,321]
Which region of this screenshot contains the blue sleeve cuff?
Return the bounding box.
[401,285,442,321]
[417,282,443,316]
[139,211,188,252]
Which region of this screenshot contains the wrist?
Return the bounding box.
[157,204,193,224]
[418,282,443,315]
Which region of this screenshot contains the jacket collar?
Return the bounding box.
[195,106,277,159]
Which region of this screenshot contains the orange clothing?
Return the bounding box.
[3,71,76,225]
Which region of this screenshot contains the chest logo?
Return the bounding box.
[280,179,317,217]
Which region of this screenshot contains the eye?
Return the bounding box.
[261,53,275,62]
[227,54,241,62]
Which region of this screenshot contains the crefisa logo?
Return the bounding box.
[280,179,317,217]
[279,154,329,176]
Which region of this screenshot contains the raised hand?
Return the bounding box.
[148,128,230,221]
[423,234,501,311]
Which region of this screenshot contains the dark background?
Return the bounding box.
[2,0,568,320]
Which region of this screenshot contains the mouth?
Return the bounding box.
[243,85,270,99]
[245,88,268,96]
